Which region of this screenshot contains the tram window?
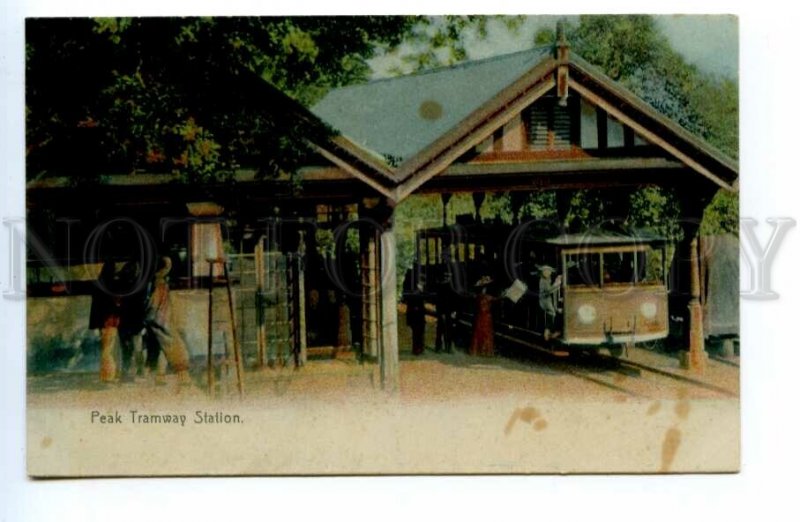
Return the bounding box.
[427,238,437,264]
[566,253,600,287]
[637,248,664,284]
[603,252,634,284]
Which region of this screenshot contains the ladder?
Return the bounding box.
[205,258,245,398]
[229,239,304,369]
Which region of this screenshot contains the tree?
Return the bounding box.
[26,17,416,183]
[537,16,739,236]
[375,16,525,74]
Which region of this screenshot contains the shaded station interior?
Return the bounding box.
[26,35,738,389]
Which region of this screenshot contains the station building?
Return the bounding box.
[26,31,739,390]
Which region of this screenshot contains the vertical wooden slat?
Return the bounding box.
[379,225,399,393]
[255,237,266,367]
[223,261,245,397]
[206,260,214,394]
[570,93,581,146]
[364,231,379,358]
[597,107,608,150]
[288,253,298,367]
[623,125,635,149]
[297,248,307,365]
[361,228,370,359]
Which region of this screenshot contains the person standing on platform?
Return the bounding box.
[538,265,562,341]
[434,272,457,353]
[117,260,149,381]
[89,259,123,382]
[469,276,495,357]
[143,256,191,383]
[403,268,426,356]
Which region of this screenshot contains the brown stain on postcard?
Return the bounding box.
[675,400,691,420]
[660,427,682,472]
[504,407,542,435]
[646,401,661,415]
[419,100,444,120]
[40,436,52,449]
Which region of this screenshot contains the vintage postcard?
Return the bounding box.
[25,15,739,476]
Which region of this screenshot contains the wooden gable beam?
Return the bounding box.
[313,144,398,201]
[569,80,736,192]
[395,74,557,201]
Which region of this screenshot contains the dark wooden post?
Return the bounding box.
[441,193,452,226]
[297,229,308,366]
[555,190,572,232]
[509,192,525,225]
[472,192,486,223]
[687,234,705,372]
[675,191,714,372]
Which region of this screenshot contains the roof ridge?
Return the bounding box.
[328,45,551,92]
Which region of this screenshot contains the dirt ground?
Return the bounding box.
[27,312,739,407]
[26,313,740,476]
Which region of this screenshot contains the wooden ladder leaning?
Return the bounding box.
[206,257,245,398]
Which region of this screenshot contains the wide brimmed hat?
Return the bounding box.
[537,264,555,274]
[474,275,494,287]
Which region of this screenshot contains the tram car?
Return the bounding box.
[414,221,670,356]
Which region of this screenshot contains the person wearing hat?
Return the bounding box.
[434,270,457,353]
[142,256,190,383]
[538,265,562,341]
[469,275,496,357]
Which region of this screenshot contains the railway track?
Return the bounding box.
[455,315,738,398]
[486,324,738,399]
[709,355,740,368]
[492,330,642,397]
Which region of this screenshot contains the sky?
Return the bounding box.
[370,15,738,80]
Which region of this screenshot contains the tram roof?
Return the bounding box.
[416,226,667,246]
[544,233,667,247]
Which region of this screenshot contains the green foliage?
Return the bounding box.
[627,187,682,237]
[701,190,739,235]
[171,118,225,184]
[395,194,445,285]
[518,192,557,221]
[537,15,738,235]
[27,15,738,240]
[379,16,525,74]
[26,16,417,182]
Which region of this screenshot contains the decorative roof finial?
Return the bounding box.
[555,19,569,62]
[555,19,570,106]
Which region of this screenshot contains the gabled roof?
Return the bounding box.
[311,47,552,163]
[30,40,738,206]
[567,54,738,190]
[310,43,739,202]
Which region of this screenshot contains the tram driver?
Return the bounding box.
[538,265,562,341]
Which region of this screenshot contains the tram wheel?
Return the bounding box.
[608,346,624,358]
